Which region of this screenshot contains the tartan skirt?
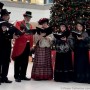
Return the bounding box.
[31,46,53,80]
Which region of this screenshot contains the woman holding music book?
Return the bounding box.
[72,22,90,83]
[53,23,73,82]
[31,18,53,80]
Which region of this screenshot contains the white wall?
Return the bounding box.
[4,6,50,23]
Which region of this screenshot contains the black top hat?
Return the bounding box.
[0,2,4,9]
[38,18,49,25]
[1,9,11,17]
[23,11,32,17]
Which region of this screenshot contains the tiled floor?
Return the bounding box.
[0,62,90,90]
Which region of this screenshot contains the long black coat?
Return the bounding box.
[73,31,90,83]
[0,18,12,63]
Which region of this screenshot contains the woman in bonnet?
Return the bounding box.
[31,18,53,80]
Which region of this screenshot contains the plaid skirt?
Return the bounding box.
[31,46,53,80]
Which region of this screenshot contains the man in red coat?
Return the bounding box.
[12,11,33,82]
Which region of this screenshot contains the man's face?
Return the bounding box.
[2,14,10,21]
[24,16,31,23]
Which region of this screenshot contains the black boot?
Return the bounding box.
[15,77,21,82]
[1,78,12,83]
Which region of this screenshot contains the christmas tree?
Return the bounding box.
[49,0,90,32]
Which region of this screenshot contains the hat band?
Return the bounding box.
[24,14,32,17]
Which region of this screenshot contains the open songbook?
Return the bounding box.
[0,21,22,36]
[26,27,53,36]
[53,30,70,40]
[71,30,82,38]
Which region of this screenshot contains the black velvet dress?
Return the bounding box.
[54,31,73,82]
